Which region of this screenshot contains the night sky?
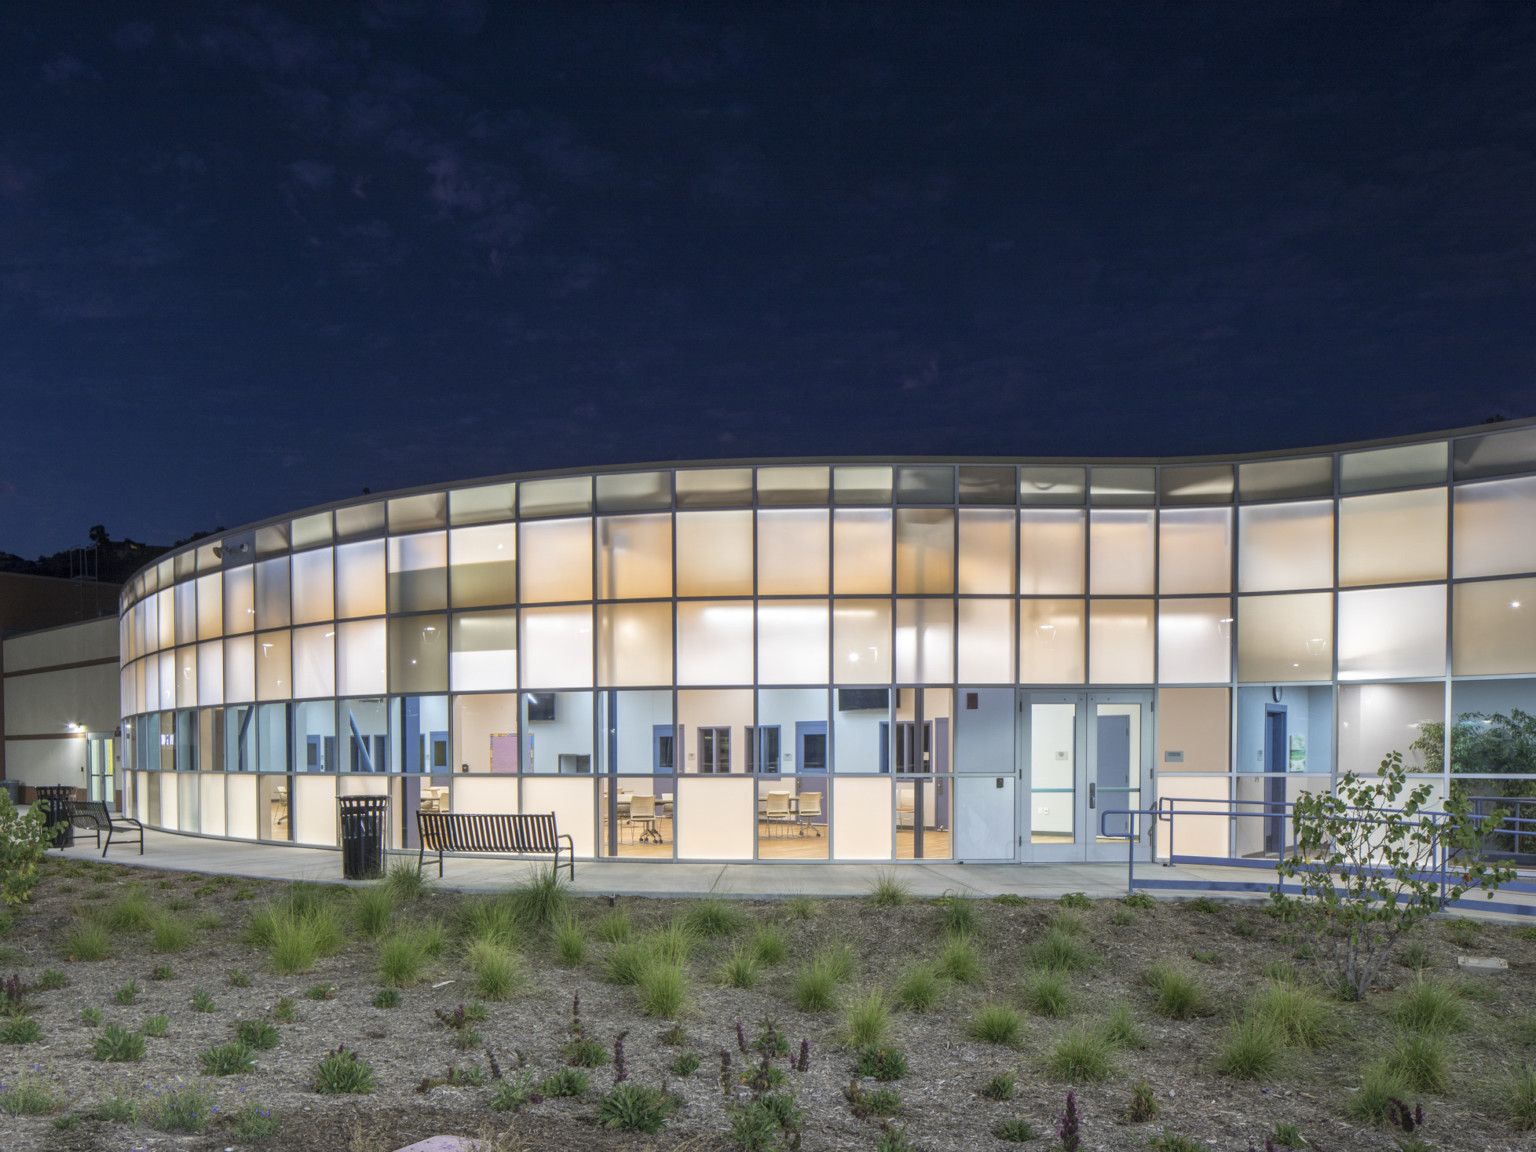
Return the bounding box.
[2,2,1534,558]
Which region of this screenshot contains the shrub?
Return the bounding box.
[223,1018,275,1050]
[1145,964,1202,1019]
[1047,1025,1114,1082]
[1125,1079,1160,1122]
[1030,927,1092,973]
[37,968,67,990]
[842,988,892,1048]
[686,897,745,937]
[717,945,760,989]
[509,865,571,928]
[151,964,174,981]
[597,1082,676,1134]
[1215,1017,1282,1080]
[115,980,140,1005]
[981,1070,1016,1100]
[750,923,789,966]
[230,1102,281,1141]
[1186,896,1220,914]
[353,885,396,939]
[378,931,427,987]
[993,893,1027,906]
[94,1023,146,1062]
[1122,892,1156,910]
[146,1084,213,1133]
[313,1046,375,1093]
[1023,971,1072,1018]
[868,871,912,907]
[466,939,521,1001]
[64,921,111,961]
[1103,1003,1144,1049]
[637,961,688,1018]
[894,963,944,1012]
[969,1004,1023,1047]
[993,1118,1039,1142]
[1059,891,1093,911]
[605,940,652,986]
[1385,1031,1449,1092]
[0,1071,61,1116]
[1252,981,1331,1048]
[1394,974,1466,1034]
[553,914,586,966]
[938,890,982,936]
[936,935,982,983]
[458,894,520,949]
[596,906,631,943]
[1347,1063,1411,1123]
[384,860,427,901]
[150,914,192,953]
[540,1067,590,1097]
[0,1016,41,1044]
[191,987,217,1012]
[1499,1064,1536,1130]
[855,1044,908,1081]
[671,1051,701,1077]
[0,790,51,908]
[200,1040,257,1076]
[1272,1121,1305,1147]
[792,963,839,1012]
[80,1006,101,1025]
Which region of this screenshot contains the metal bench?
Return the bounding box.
[415,811,574,880]
[69,800,145,857]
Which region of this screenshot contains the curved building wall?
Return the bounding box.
[116,423,1536,863]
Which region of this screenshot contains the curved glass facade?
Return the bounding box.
[117,422,1536,864]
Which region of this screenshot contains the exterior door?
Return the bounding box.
[1018,691,1153,862]
[86,734,115,807]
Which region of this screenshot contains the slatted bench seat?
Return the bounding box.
[415,811,574,880]
[69,800,145,857]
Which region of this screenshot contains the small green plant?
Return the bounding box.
[230,1102,281,1141]
[64,921,111,961]
[509,865,571,928]
[1444,917,1480,948]
[855,1044,908,1081]
[1385,1031,1449,1092]
[354,885,396,940]
[192,987,217,1012]
[938,890,982,936]
[636,960,688,1018]
[1215,1017,1282,1080]
[201,1039,257,1075]
[1051,910,1087,936]
[273,995,296,1021]
[597,1082,676,1134]
[969,1004,1023,1047]
[1394,974,1466,1034]
[1499,1063,1536,1130]
[671,1051,701,1077]
[313,1045,375,1093]
[686,896,745,937]
[94,1023,146,1062]
[372,986,401,1008]
[785,892,818,919]
[37,968,67,990]
[993,1118,1039,1142]
[1145,964,1202,1019]
[0,1016,42,1043]
[845,1080,902,1118]
[466,939,521,1001]
[1147,1130,1202,1152]
[378,931,426,987]
[1253,980,1331,1048]
[540,1066,590,1097]
[717,945,760,989]
[1347,1063,1411,1123]
[52,1112,79,1130]
[1023,970,1072,1017]
[1271,1121,1305,1147]
[596,906,631,943]
[141,1013,169,1037]
[982,1069,1016,1100]
[605,939,651,985]
[874,1127,914,1152]
[1233,918,1257,938]
[1058,891,1093,911]
[1186,896,1220,914]
[114,980,140,1005]
[151,964,174,981]
[150,914,192,953]
[228,968,250,987]
[90,1088,139,1122]
[842,988,892,1048]
[1122,892,1156,909]
[235,1018,280,1049]
[1029,927,1093,972]
[1125,1079,1160,1122]
[1103,1002,1144,1049]
[1261,959,1299,984]
[792,962,838,1013]
[894,963,944,1012]
[868,871,912,907]
[0,1071,61,1116]
[553,914,586,965]
[80,1005,102,1025]
[1047,1024,1115,1082]
[749,923,789,966]
[992,893,1026,906]
[489,1070,542,1112]
[1191,948,1219,965]
[936,934,983,984]
[146,1084,213,1132]
[1111,908,1135,926]
[384,859,427,901]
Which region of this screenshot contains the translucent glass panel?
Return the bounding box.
[832,600,892,684]
[174,581,196,645]
[676,468,752,508]
[1337,585,1445,680]
[157,588,174,650]
[1160,464,1233,505]
[450,524,516,608]
[196,573,222,640]
[335,501,385,541]
[336,619,386,696]
[834,466,892,505]
[957,509,1015,594]
[521,777,594,855]
[1089,510,1154,595]
[224,634,255,702]
[1019,466,1085,505]
[1454,424,1536,480]
[449,482,516,526]
[895,509,954,594]
[1090,466,1154,505]
[390,616,449,694]
[1453,476,1536,578]
[833,510,891,594]
[1238,456,1333,500]
[1088,600,1154,683]
[958,465,1016,504]
[1158,599,1232,683]
[832,777,892,859]
[1452,578,1536,675]
[175,646,197,708]
[252,559,288,630]
[1338,489,1447,586]
[1018,600,1085,683]
[757,510,829,594]
[335,540,386,618]
[896,599,953,683]
[957,598,1015,683]
[1159,508,1231,594]
[1236,593,1332,682]
[1238,501,1334,592]
[595,471,670,512]
[388,492,446,532]
[387,532,447,612]
[292,624,335,699]
[256,631,291,700]
[676,510,753,596]
[596,602,673,686]
[597,514,672,598]
[519,606,593,688]
[1340,441,1447,493]
[676,776,755,859]
[677,601,753,685]
[896,466,955,504]
[1018,510,1085,595]
[520,476,591,518]
[519,519,592,603]
[291,548,334,625]
[451,610,518,691]
[224,566,255,634]
[758,465,830,505]
[254,523,289,559]
[757,601,829,684]
[197,640,223,705]
[291,512,333,549]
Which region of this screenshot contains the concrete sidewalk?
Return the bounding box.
[46,825,1536,921]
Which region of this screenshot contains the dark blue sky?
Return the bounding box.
[2,2,1534,558]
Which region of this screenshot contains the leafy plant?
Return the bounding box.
[1111,908,1135,926]
[845,1080,902,1117]
[200,1039,257,1075]
[149,964,173,981]
[1147,1130,1202,1152]
[230,1102,281,1141]
[80,1006,102,1025]
[36,968,67,990]
[0,1071,61,1116]
[686,896,745,937]
[1122,892,1157,910]
[894,963,945,1012]
[540,1066,590,1097]
[982,1070,1016,1101]
[0,1016,41,1043]
[671,1051,701,1077]
[236,1018,281,1049]
[0,789,51,907]
[89,1088,139,1122]
[1191,949,1219,965]
[1047,1025,1115,1082]
[1145,964,1202,1019]
[115,980,139,1005]
[1271,750,1517,1000]
[993,1118,1039,1142]
[489,1070,543,1112]
[855,1045,908,1081]
[842,988,891,1048]
[1059,891,1093,911]
[1057,1089,1081,1152]
[372,986,401,1008]
[1186,896,1220,914]
[1271,1121,1305,1147]
[969,1004,1023,1047]
[141,1013,169,1037]
[273,996,295,1020]
[1125,1079,1160,1122]
[936,934,983,983]
[1023,970,1072,1017]
[94,1023,146,1062]
[993,893,1027,906]
[146,1084,213,1132]
[191,987,217,1012]
[868,871,912,907]
[313,1045,375,1093]
[597,1082,676,1133]
[1214,1017,1282,1080]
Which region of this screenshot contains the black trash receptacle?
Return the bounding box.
[337,795,389,880]
[35,785,75,849]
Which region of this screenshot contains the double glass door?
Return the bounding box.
[86,734,115,809]
[1019,691,1152,862]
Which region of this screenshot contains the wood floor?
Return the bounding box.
[596,818,956,860]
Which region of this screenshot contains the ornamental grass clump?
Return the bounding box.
[1393,974,1466,1035]
[868,871,912,907]
[384,860,427,902]
[1346,1063,1411,1124]
[1103,1002,1144,1049]
[750,923,789,966]
[457,895,520,950]
[352,884,396,939]
[552,914,586,966]
[1030,926,1093,973]
[792,961,839,1013]
[1499,1064,1536,1130]
[841,988,892,1048]
[1145,964,1202,1019]
[685,897,745,937]
[1046,1025,1115,1083]
[936,934,983,983]
[894,963,945,1012]
[596,907,632,944]
[149,914,192,954]
[636,960,688,1018]
[937,890,981,937]
[605,940,652,986]
[64,921,111,962]
[377,930,428,987]
[1384,1031,1450,1093]
[1214,1017,1282,1080]
[1252,980,1331,1048]
[508,865,570,929]
[1022,970,1072,1017]
[968,1004,1024,1047]
[466,939,521,1001]
[717,945,760,989]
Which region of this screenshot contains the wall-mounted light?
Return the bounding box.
[1304,637,1327,656]
[1036,624,1057,643]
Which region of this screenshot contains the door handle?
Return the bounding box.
[1088,783,1096,809]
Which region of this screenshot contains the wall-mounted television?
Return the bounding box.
[837,688,891,712]
[525,693,556,722]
